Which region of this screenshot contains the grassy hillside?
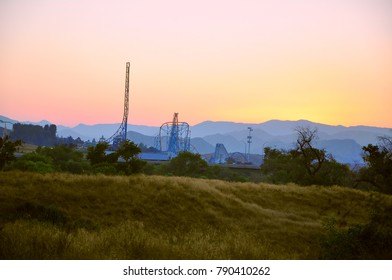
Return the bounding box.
[0,171,391,259]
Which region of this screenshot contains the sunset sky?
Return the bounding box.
[1,0,391,128]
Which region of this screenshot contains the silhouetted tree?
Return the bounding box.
[116,140,141,163]
[116,140,145,174]
[260,147,303,184]
[261,127,352,186]
[295,127,327,176]
[0,136,22,170]
[86,142,115,165]
[359,135,392,193]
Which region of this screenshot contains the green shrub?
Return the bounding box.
[92,163,117,175]
[321,205,392,259]
[62,160,90,174]
[12,159,54,173]
[164,151,208,177]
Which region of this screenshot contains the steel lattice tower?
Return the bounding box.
[106,62,130,148]
[155,113,191,156]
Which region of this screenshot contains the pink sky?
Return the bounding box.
[1,0,391,128]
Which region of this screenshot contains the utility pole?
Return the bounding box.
[247,127,253,163]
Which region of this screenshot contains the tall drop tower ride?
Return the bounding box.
[106,62,130,148]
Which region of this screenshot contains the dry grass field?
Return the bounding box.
[0,171,390,259]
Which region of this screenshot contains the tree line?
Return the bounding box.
[11,123,57,146]
[9,123,88,148]
[260,127,392,194]
[0,139,145,175]
[1,124,391,194]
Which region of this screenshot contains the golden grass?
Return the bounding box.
[0,171,390,259]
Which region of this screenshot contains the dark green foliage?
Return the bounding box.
[314,159,353,186]
[86,140,144,175]
[37,145,88,173]
[144,158,262,182]
[10,140,144,175]
[11,152,54,173]
[205,165,251,182]
[261,147,352,186]
[164,152,254,182]
[321,205,392,259]
[260,148,303,184]
[86,142,117,165]
[127,159,146,174]
[359,143,392,194]
[105,152,120,163]
[60,160,90,174]
[141,162,163,175]
[11,145,90,174]
[164,151,208,177]
[91,162,118,175]
[0,136,22,170]
[86,142,109,165]
[38,145,83,164]
[116,140,145,175]
[260,127,353,186]
[117,140,141,163]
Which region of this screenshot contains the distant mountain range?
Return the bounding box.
[2,115,391,164]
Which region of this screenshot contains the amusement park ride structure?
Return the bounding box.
[2,61,253,164]
[155,113,191,156]
[103,62,130,149]
[104,62,191,156]
[97,62,251,163]
[94,62,244,163]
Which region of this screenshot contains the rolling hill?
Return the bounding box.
[1,171,391,259]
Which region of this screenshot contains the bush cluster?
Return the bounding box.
[321,205,392,259]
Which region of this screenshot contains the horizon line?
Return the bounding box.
[1,114,391,130]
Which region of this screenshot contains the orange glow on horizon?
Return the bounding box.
[1,0,391,128]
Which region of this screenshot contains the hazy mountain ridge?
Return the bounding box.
[2,115,391,164]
